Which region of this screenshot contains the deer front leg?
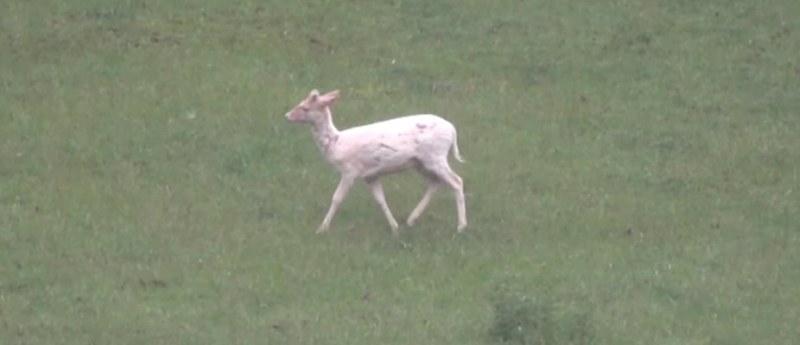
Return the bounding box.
[317,175,356,234]
[367,179,400,236]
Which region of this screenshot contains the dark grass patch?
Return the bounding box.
[488,284,594,345]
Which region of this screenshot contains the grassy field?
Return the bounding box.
[2,0,799,344]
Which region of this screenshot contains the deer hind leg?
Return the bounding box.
[407,165,442,227]
[419,159,467,232]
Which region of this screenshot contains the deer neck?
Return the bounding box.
[311,108,340,156]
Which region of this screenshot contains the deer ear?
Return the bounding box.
[309,89,320,99]
[318,90,340,106]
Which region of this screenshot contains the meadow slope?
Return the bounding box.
[2,0,799,344]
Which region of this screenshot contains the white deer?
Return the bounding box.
[284,89,468,236]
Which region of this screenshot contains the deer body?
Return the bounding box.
[285,89,467,236]
[325,114,462,180]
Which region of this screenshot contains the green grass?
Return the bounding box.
[2,0,799,344]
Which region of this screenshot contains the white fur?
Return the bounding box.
[285,89,468,235]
